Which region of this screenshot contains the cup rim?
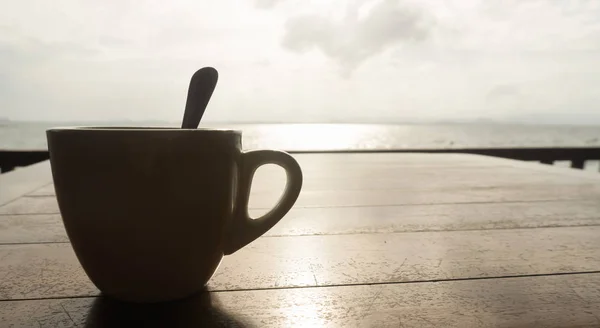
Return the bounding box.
[46,126,241,134]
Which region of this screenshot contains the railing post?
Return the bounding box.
[571,159,585,170]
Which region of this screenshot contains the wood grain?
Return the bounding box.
[0,161,52,206]
[265,199,600,236]
[1,226,599,300]
[1,273,599,327]
[0,196,59,215]
[4,153,599,199]
[21,152,600,197]
[4,180,600,215]
[2,154,600,326]
[27,167,594,196]
[26,156,598,196]
[5,153,600,216]
[0,214,65,244]
[3,199,600,244]
[25,183,56,196]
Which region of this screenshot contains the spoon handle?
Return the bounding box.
[182,67,219,129]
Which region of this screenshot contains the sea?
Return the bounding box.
[3,121,600,172]
[3,121,600,152]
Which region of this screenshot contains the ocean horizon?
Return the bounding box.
[2,121,600,153]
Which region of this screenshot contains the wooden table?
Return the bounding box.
[1,153,600,327]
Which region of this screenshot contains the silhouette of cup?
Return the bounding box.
[47,127,302,302]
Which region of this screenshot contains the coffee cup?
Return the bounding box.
[46,127,302,303]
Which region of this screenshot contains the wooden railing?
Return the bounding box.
[2,147,600,173]
[0,151,51,173]
[293,147,600,170]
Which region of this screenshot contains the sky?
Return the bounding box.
[0,0,599,124]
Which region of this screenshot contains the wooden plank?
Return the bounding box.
[21,153,600,197]
[1,273,599,327]
[0,161,52,206]
[0,196,59,215]
[0,153,478,198]
[0,214,65,244]
[2,153,598,204]
[6,153,600,213]
[288,152,509,167]
[27,165,594,196]
[4,154,600,215]
[4,177,600,215]
[4,200,600,244]
[1,226,599,300]
[25,184,56,196]
[8,154,496,202]
[265,199,600,235]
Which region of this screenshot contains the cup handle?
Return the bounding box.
[223,150,303,255]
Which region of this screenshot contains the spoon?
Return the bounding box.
[181,67,219,129]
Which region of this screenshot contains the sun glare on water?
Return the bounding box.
[241,124,383,151]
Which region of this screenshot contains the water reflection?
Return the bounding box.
[240,124,382,151]
[84,289,252,328]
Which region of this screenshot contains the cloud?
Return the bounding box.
[281,0,433,76]
[254,0,282,9]
[2,0,600,124]
[487,84,522,101]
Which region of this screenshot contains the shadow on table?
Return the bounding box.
[84,288,253,327]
